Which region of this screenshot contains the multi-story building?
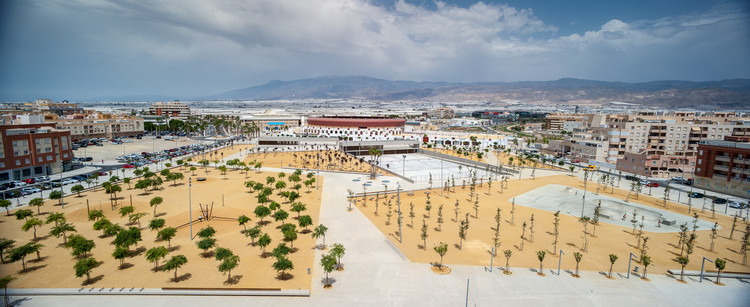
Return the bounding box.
[544,113,592,130]
[694,137,750,198]
[0,123,74,182]
[148,101,191,120]
[548,134,608,163]
[28,99,83,116]
[52,117,144,141]
[424,107,455,119]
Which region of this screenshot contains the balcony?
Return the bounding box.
[715,156,730,162]
[713,174,728,180]
[714,165,729,171]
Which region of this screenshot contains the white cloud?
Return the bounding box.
[0,0,748,98]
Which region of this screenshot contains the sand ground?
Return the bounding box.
[0,164,323,289]
[244,150,385,175]
[353,174,750,275]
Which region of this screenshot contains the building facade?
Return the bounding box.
[301,116,406,141]
[148,102,191,120]
[694,138,750,198]
[0,123,74,182]
[52,118,144,141]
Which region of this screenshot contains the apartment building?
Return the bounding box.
[0,123,74,182]
[424,107,455,119]
[52,117,144,141]
[694,137,750,198]
[148,101,191,120]
[544,113,592,130]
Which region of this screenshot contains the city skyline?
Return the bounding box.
[1,0,748,101]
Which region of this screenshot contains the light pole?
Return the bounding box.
[402,154,406,177]
[700,257,714,283]
[627,252,637,279]
[440,159,444,197]
[189,177,193,240]
[557,249,566,276]
[581,169,589,217]
[688,172,695,213]
[397,182,402,243]
[59,164,64,209]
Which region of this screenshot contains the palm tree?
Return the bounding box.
[331,243,346,270]
[608,254,618,279]
[313,224,328,249]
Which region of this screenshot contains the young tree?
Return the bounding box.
[510,199,516,224]
[321,253,337,287]
[196,238,216,257]
[537,250,546,275]
[149,197,163,216]
[458,219,468,250]
[272,243,290,259]
[608,254,618,279]
[49,190,63,206]
[676,256,689,282]
[0,238,15,263]
[529,214,535,242]
[592,201,601,236]
[258,233,272,255]
[579,216,590,251]
[71,184,85,196]
[157,227,177,247]
[237,215,251,232]
[298,215,313,231]
[113,227,142,252]
[254,205,271,225]
[434,242,448,270]
[283,229,298,249]
[272,256,293,280]
[520,221,527,251]
[74,257,99,284]
[273,209,289,224]
[112,246,128,268]
[331,243,346,270]
[215,247,234,261]
[119,206,135,219]
[244,226,262,244]
[88,210,104,222]
[313,224,328,248]
[552,211,561,254]
[1,274,16,307]
[163,255,188,281]
[290,202,307,219]
[641,255,652,280]
[28,198,44,214]
[21,217,43,240]
[714,258,726,285]
[50,222,77,245]
[129,212,149,229]
[14,209,33,221]
[149,219,166,233]
[420,219,428,249]
[503,249,512,274]
[197,226,216,239]
[573,252,583,277]
[437,204,444,231]
[145,246,169,270]
[0,199,11,216]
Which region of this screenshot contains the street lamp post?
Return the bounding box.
[402,155,406,177]
[397,182,402,243]
[189,177,193,240]
[581,169,589,217]
[60,165,64,209]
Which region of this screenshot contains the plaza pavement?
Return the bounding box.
[7,168,750,306]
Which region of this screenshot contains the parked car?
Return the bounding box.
[689,192,704,198]
[34,176,50,182]
[61,178,78,185]
[22,178,36,184]
[645,182,659,187]
[729,200,745,209]
[21,187,42,194]
[625,175,638,181]
[714,197,728,204]
[122,164,135,168]
[9,180,27,187]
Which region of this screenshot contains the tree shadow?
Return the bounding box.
[129,246,147,257]
[32,235,50,242]
[172,273,192,283]
[727,248,740,254]
[289,247,299,254]
[118,263,134,270]
[224,275,243,285]
[82,274,104,286]
[19,264,47,274]
[29,256,48,263]
[154,212,167,218]
[261,251,272,258]
[201,251,215,258]
[300,229,311,234]
[275,273,294,281]
[168,246,181,252]
[320,276,337,286]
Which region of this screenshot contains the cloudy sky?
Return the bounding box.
[1,0,748,101]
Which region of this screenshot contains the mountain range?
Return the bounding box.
[210,76,750,108]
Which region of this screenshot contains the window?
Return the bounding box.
[15,160,20,166]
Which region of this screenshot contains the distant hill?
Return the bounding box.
[210,76,750,108]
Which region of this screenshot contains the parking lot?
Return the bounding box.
[74,136,210,164]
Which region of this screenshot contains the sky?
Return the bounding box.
[0,0,749,101]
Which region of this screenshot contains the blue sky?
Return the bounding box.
[0,0,748,101]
